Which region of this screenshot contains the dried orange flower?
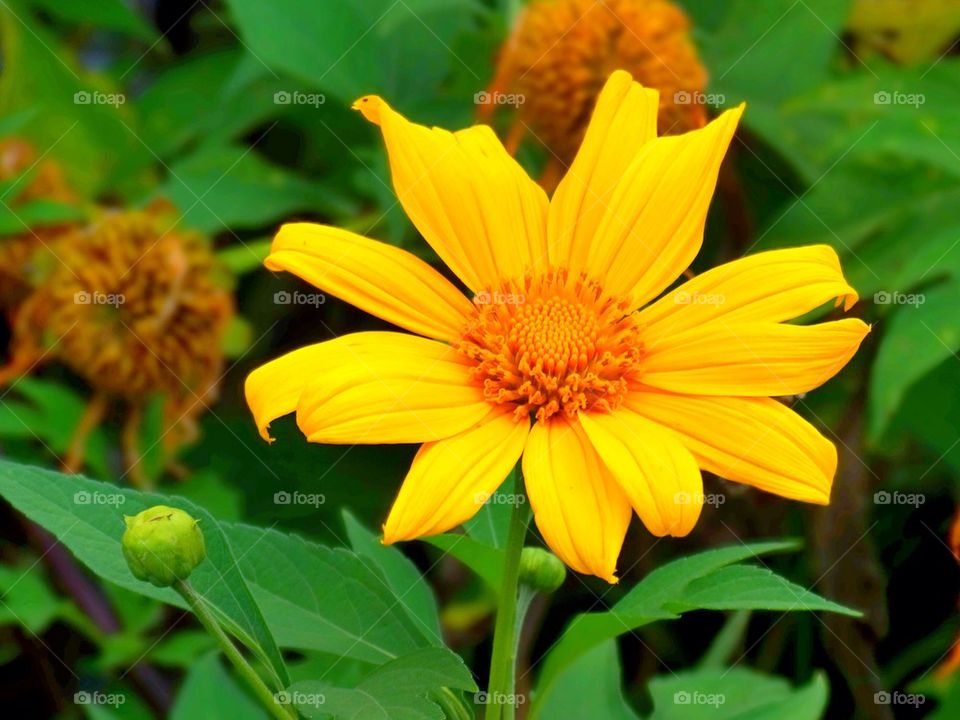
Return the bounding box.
[1,207,233,479]
[482,0,708,173]
[0,138,78,308]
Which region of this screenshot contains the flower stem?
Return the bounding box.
[486,471,527,720]
[174,580,294,720]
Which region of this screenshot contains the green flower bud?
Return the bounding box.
[518,546,566,594]
[122,505,206,587]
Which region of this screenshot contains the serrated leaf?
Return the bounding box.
[668,564,861,615]
[226,523,430,663]
[343,511,442,642]
[532,541,854,713]
[290,647,477,720]
[646,667,829,720]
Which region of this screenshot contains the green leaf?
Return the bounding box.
[171,652,267,720]
[0,459,289,688]
[530,640,639,720]
[147,630,216,669]
[0,559,85,634]
[868,281,960,441]
[221,315,255,360]
[426,533,504,590]
[697,611,752,669]
[217,239,271,276]
[0,198,86,234]
[0,1,151,194]
[343,511,442,642]
[26,0,156,41]
[289,647,477,720]
[463,483,518,549]
[0,378,110,478]
[645,667,829,720]
[532,541,855,712]
[134,49,279,159]
[221,0,480,106]
[226,523,430,663]
[668,564,860,615]
[156,144,358,232]
[698,0,850,105]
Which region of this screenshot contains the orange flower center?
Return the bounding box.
[457,269,642,422]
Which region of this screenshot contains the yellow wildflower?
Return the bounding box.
[246,71,869,582]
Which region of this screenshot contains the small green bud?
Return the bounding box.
[122,505,206,587]
[518,546,566,594]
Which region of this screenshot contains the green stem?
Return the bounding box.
[486,472,527,720]
[175,580,295,720]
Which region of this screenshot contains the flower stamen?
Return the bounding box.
[458,269,642,422]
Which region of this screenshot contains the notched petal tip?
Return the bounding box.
[352,95,385,125]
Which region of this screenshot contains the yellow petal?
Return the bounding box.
[294,333,489,444]
[580,409,703,537]
[628,392,836,504]
[383,410,529,543]
[354,95,549,288]
[587,104,744,309]
[638,245,859,343]
[521,418,631,583]
[640,318,870,397]
[547,70,659,273]
[245,331,419,442]
[266,223,472,341]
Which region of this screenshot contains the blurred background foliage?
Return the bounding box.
[0,0,958,717]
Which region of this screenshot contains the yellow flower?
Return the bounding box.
[246,71,869,582]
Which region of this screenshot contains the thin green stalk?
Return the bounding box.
[486,472,527,720]
[174,580,295,720]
